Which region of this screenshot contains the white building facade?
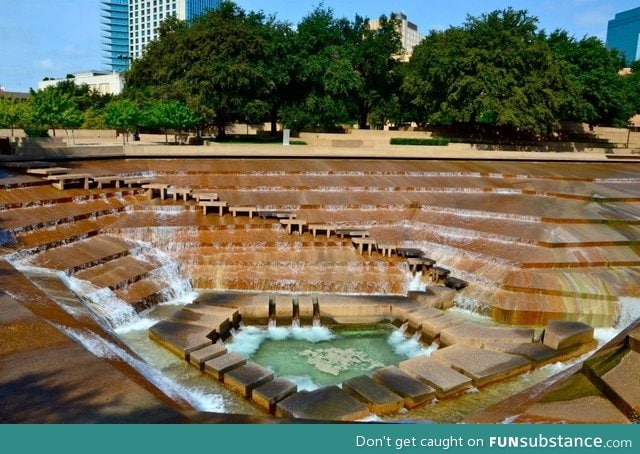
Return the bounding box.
[370,12,425,61]
[38,71,125,95]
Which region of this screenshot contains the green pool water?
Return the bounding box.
[226,324,429,388]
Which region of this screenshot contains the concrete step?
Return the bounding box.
[224,363,274,398]
[421,313,466,340]
[74,254,161,290]
[372,366,436,409]
[399,356,472,398]
[149,320,213,360]
[342,375,404,415]
[114,276,169,311]
[600,350,640,417]
[440,322,535,348]
[543,320,595,350]
[204,352,248,381]
[188,342,228,369]
[252,378,298,415]
[276,386,369,421]
[430,344,531,387]
[29,235,134,274]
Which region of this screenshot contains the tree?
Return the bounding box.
[127,2,274,138]
[61,107,84,144]
[548,31,633,127]
[104,99,140,145]
[144,100,198,144]
[405,9,565,136]
[0,98,30,137]
[29,86,75,136]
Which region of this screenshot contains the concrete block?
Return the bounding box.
[276,386,369,421]
[188,343,227,369]
[224,363,274,398]
[372,366,435,409]
[400,356,472,398]
[421,313,465,339]
[252,378,298,414]
[204,352,247,381]
[149,320,212,360]
[431,344,531,387]
[440,322,534,348]
[342,375,404,415]
[505,343,561,365]
[515,396,630,424]
[601,350,640,415]
[543,320,594,350]
[406,307,444,330]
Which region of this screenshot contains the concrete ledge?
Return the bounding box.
[629,327,640,353]
[188,343,228,369]
[440,322,534,348]
[224,363,274,398]
[148,320,212,360]
[342,375,404,415]
[252,378,298,414]
[514,395,630,424]
[601,350,640,415]
[431,344,531,387]
[204,352,248,381]
[399,356,472,398]
[276,386,369,421]
[421,313,465,340]
[372,366,436,409]
[543,320,594,350]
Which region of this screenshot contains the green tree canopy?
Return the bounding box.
[104,99,140,145]
[143,100,198,143]
[126,2,275,138]
[405,8,565,136]
[547,31,633,127]
[29,86,77,137]
[0,98,31,137]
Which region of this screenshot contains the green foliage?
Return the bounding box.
[290,140,307,145]
[29,86,76,136]
[143,100,198,143]
[0,98,31,136]
[23,128,49,137]
[405,8,564,136]
[390,138,450,146]
[82,107,106,130]
[127,3,274,138]
[547,31,632,127]
[104,99,140,144]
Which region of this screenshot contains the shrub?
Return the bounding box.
[24,128,49,138]
[390,138,450,146]
[290,140,307,145]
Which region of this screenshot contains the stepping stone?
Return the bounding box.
[629,326,640,353]
[431,344,531,387]
[170,310,231,335]
[149,320,212,360]
[399,356,472,398]
[342,375,404,415]
[505,343,561,365]
[253,378,298,414]
[514,396,630,424]
[224,363,274,398]
[189,342,227,369]
[601,350,640,415]
[406,307,444,329]
[372,366,435,409]
[204,352,247,381]
[440,322,534,348]
[276,386,369,421]
[543,320,594,350]
[421,313,465,339]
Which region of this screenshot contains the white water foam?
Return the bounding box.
[226,326,336,357]
[387,330,436,358]
[59,326,225,412]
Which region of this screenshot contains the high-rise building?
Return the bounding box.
[606,6,640,64]
[370,12,424,62]
[102,0,130,72]
[101,0,222,71]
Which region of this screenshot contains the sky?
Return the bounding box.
[0,0,635,92]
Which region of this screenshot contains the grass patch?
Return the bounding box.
[390,137,450,146]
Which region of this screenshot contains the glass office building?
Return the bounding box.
[102,0,222,71]
[101,0,130,71]
[606,6,640,64]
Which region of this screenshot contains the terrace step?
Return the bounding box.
[252,378,298,415]
[276,386,369,421]
[342,375,404,415]
[74,254,161,290]
[399,356,473,398]
[114,276,169,311]
[371,366,436,409]
[28,235,135,274]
